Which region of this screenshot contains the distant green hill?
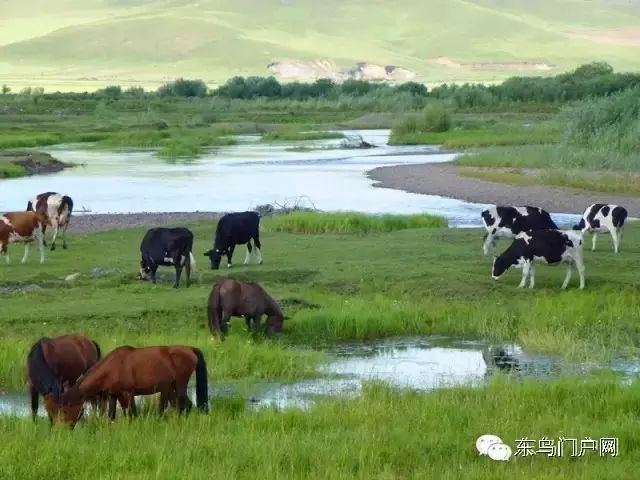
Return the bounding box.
[1,0,640,91]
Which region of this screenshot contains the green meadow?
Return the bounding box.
[0,215,639,477]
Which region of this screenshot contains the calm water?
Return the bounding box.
[0,130,580,227]
[3,336,634,416]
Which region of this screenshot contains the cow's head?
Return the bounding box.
[491,255,511,280]
[204,248,223,270]
[138,256,154,280]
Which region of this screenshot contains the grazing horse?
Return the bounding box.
[27,192,74,250]
[61,345,209,428]
[207,278,284,337]
[26,334,102,423]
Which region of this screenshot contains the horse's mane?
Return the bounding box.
[27,338,63,402]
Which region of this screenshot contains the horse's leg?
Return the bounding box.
[108,394,118,420]
[175,380,190,414]
[30,385,39,421]
[244,242,252,265]
[220,311,231,335]
[159,391,168,416]
[121,393,137,418]
[244,315,253,332]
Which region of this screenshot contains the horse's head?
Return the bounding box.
[204,249,223,270]
[266,313,284,334]
[59,389,85,429]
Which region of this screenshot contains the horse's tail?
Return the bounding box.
[207,282,222,335]
[191,348,209,412]
[27,338,62,403]
[93,340,102,360]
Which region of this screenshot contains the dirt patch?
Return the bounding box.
[267,59,416,82]
[0,151,71,176]
[431,56,555,71]
[568,27,640,47]
[368,162,640,216]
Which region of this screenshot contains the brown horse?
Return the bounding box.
[61,345,209,428]
[207,278,284,337]
[26,334,102,423]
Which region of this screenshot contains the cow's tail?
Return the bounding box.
[207,282,222,335]
[189,251,198,278]
[573,218,586,231]
[60,196,74,221]
[191,348,209,412]
[612,207,628,229]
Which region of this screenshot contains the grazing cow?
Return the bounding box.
[204,211,262,269]
[0,211,47,265]
[492,229,585,289]
[27,192,74,250]
[481,205,558,255]
[138,227,196,288]
[573,204,628,254]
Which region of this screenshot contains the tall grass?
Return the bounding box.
[262,212,447,234]
[391,103,452,140]
[0,162,27,178]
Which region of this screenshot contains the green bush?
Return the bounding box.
[391,103,452,137]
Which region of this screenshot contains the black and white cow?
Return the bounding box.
[26,192,73,251]
[138,227,196,288]
[491,229,585,289]
[573,204,628,254]
[481,205,558,255]
[204,211,262,270]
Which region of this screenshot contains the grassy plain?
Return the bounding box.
[0,217,639,477]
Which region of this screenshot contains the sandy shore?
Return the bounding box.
[368,163,640,216]
[69,212,222,233]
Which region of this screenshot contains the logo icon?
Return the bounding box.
[476,434,512,462]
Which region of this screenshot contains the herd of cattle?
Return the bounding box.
[0,191,630,426]
[482,203,628,289]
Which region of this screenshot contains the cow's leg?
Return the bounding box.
[184,253,191,288]
[591,233,598,251]
[227,245,235,268]
[61,222,69,250]
[173,256,183,288]
[36,228,45,264]
[528,264,535,289]
[253,236,263,264]
[518,262,530,288]
[21,243,30,264]
[1,242,8,265]
[41,223,48,247]
[49,219,59,251]
[151,266,158,284]
[575,256,585,290]
[482,233,494,256]
[561,264,573,289]
[30,385,39,421]
[611,228,620,254]
[244,242,252,265]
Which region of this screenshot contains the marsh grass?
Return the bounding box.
[260,127,344,142]
[0,161,27,178]
[1,378,639,479]
[262,211,448,234]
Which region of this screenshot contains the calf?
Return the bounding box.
[491,230,585,289]
[204,211,262,269]
[481,205,558,255]
[138,227,196,288]
[27,192,74,250]
[573,204,628,254]
[0,212,47,265]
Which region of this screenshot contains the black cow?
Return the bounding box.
[491,230,585,289]
[481,205,558,255]
[138,227,196,288]
[573,203,628,254]
[204,212,262,270]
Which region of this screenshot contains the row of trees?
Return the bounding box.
[3,62,639,107]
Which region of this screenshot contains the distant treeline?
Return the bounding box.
[2,62,639,110]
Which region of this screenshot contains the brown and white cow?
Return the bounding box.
[0,212,47,265]
[27,192,74,250]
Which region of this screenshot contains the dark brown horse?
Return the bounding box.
[61,345,209,428]
[26,334,102,423]
[207,278,284,337]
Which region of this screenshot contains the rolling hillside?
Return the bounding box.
[1,0,640,90]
